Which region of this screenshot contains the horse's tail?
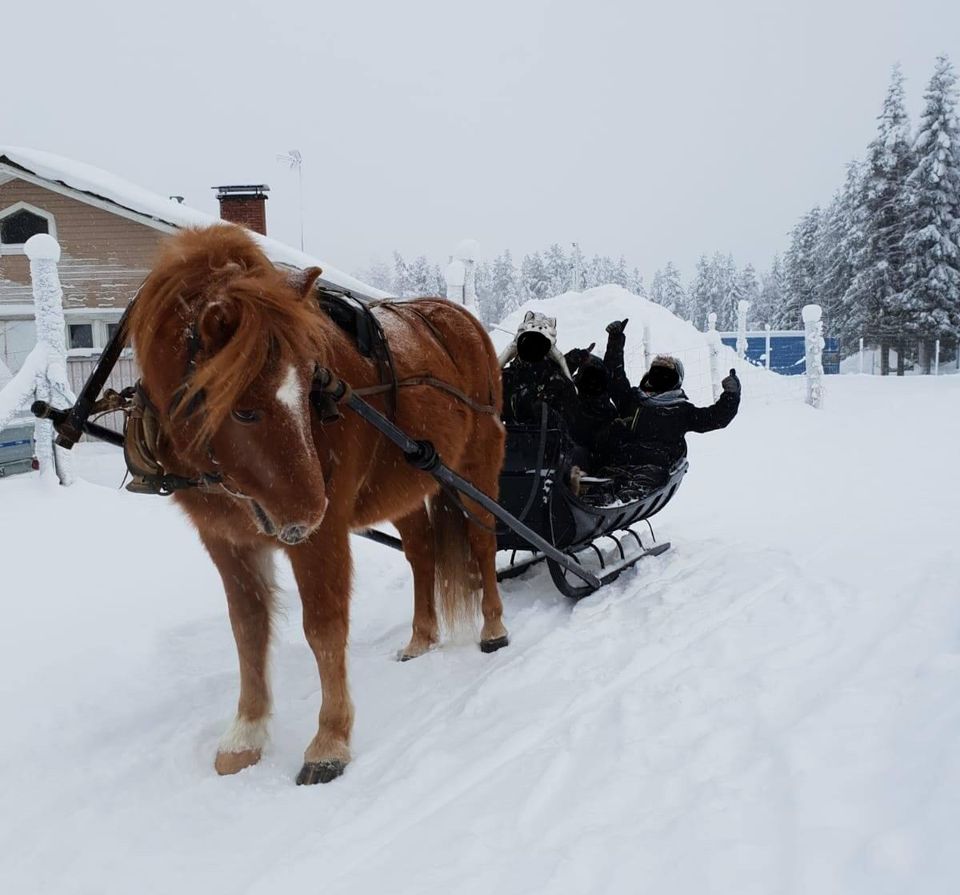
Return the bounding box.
[429,489,481,639]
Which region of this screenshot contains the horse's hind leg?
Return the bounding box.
[202,536,275,775]
[394,503,439,660]
[462,432,509,653]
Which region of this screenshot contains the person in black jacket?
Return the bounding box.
[596,319,741,472]
[500,314,578,425]
[562,345,620,454]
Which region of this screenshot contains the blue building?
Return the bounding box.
[720,331,840,375]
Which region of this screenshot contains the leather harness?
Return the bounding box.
[116,290,497,497]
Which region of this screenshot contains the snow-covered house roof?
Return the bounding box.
[0,146,386,300]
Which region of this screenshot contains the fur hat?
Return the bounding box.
[498,311,573,379]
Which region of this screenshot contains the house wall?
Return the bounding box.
[0,178,166,310]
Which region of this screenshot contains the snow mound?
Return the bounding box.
[492,286,795,406]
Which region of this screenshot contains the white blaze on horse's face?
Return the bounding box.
[276,364,310,448]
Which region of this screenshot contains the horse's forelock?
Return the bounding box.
[130,226,328,451]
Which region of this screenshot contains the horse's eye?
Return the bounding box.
[232,409,262,424]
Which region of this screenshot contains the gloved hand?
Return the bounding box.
[606,318,629,335]
[565,344,596,374]
[722,369,741,395]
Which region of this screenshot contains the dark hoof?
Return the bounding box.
[480,635,509,653]
[296,760,346,785]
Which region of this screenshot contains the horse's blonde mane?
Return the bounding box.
[129,225,328,447]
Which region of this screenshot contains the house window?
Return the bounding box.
[68,324,94,349]
[1,209,49,244]
[0,203,57,253]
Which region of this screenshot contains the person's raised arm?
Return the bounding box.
[686,369,741,433]
[602,319,632,408]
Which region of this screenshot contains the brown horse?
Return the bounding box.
[128,224,508,785]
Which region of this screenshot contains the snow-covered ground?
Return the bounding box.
[2,290,959,894]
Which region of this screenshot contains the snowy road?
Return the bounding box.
[2,375,959,895]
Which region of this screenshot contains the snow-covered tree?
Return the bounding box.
[406,255,435,295]
[484,250,521,324]
[817,163,863,348]
[544,243,571,296]
[756,255,787,326]
[361,258,393,292]
[844,64,915,373]
[629,266,647,298]
[392,252,412,297]
[688,255,713,329]
[737,263,760,324]
[900,54,960,371]
[780,207,822,329]
[520,252,550,301]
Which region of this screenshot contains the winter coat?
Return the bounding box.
[501,358,578,426]
[598,329,740,468]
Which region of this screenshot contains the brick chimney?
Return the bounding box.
[213,184,270,235]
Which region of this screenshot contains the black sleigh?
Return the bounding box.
[495,415,687,598]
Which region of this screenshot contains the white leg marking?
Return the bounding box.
[218,715,269,754]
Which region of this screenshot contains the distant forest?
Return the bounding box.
[359,56,960,373]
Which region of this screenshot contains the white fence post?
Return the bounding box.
[27,234,75,484]
[444,256,465,305]
[454,239,480,316]
[706,311,722,401]
[802,304,824,409]
[764,323,771,370]
[641,321,652,375]
[736,300,750,359]
[934,338,940,376]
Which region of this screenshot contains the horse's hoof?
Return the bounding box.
[215,748,261,776]
[480,635,509,653]
[296,760,346,785]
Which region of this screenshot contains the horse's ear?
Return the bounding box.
[197,300,239,351]
[288,266,323,300]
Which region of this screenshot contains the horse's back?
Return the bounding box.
[375,298,502,411]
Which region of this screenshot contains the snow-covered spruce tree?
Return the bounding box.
[520,252,550,301]
[901,54,960,372]
[544,243,571,296]
[755,255,787,326]
[737,263,760,325]
[392,251,412,297]
[485,251,521,324]
[406,255,435,295]
[780,207,822,330]
[711,252,739,330]
[360,258,393,292]
[629,267,647,298]
[688,255,713,329]
[611,256,630,289]
[660,262,687,317]
[817,162,864,351]
[843,64,915,374]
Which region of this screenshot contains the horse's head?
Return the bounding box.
[130,226,331,545]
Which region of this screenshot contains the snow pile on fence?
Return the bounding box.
[492,285,798,406]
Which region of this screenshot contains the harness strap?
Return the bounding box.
[354,377,497,416]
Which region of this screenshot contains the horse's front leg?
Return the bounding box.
[201,536,276,775]
[288,528,354,785]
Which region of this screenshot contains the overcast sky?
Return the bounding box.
[5,0,959,280]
